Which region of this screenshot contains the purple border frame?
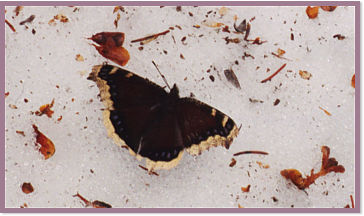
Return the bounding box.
[2,1,360,213]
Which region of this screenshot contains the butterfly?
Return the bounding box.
[88,64,239,171]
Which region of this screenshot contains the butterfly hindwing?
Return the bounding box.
[176,98,239,155]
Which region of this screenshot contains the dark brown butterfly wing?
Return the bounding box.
[176,98,238,155]
[88,65,171,154]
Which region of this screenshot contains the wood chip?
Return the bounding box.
[319,106,332,116]
[229,158,236,167]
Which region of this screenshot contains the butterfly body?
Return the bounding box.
[88,64,239,170]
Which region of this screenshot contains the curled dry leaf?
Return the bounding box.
[320,6,337,12]
[351,74,355,88]
[21,182,34,194]
[73,193,112,208]
[89,32,130,66]
[306,6,319,19]
[33,124,56,159]
[281,146,345,190]
[299,70,312,80]
[35,99,55,118]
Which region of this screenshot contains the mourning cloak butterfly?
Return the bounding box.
[88,64,239,170]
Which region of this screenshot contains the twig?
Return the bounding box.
[233,151,268,156]
[138,165,159,176]
[131,30,170,43]
[261,63,287,83]
[5,19,16,32]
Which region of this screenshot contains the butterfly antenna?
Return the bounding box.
[152,61,171,91]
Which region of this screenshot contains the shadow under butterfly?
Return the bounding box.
[88,63,239,171]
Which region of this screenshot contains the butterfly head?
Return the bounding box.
[169,84,180,98]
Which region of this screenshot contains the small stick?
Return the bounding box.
[5,19,16,32]
[138,165,159,176]
[350,195,354,208]
[233,151,268,156]
[152,61,171,91]
[131,30,170,43]
[261,63,287,83]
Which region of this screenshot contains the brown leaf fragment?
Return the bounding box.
[306,6,319,19]
[229,158,236,167]
[54,14,69,23]
[202,20,224,28]
[219,7,229,16]
[114,13,120,28]
[222,25,230,33]
[291,33,294,40]
[351,74,355,88]
[273,99,280,106]
[5,92,9,98]
[57,115,63,122]
[257,161,270,169]
[113,6,124,13]
[176,6,182,12]
[272,196,278,202]
[224,37,240,44]
[241,184,251,192]
[73,193,112,208]
[319,106,332,116]
[224,69,241,89]
[333,34,345,40]
[91,46,129,66]
[233,150,268,156]
[320,6,337,12]
[19,15,35,25]
[299,70,312,80]
[281,146,345,190]
[131,30,170,44]
[16,130,25,136]
[261,64,286,83]
[14,6,23,16]
[32,124,55,159]
[21,182,34,194]
[75,54,84,62]
[193,24,200,28]
[5,19,16,32]
[180,53,185,60]
[9,104,18,109]
[238,204,244,208]
[35,99,55,118]
[250,37,266,45]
